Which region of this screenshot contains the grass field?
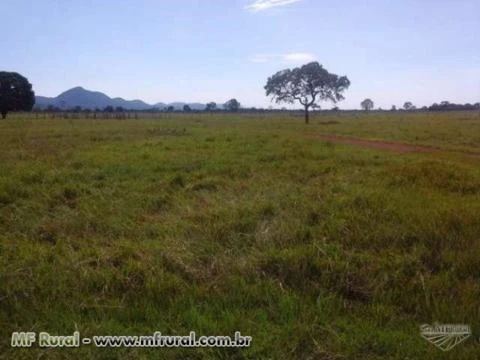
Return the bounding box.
[1,111,480,359]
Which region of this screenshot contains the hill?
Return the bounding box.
[35,87,206,111]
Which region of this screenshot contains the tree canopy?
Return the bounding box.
[205,102,217,111]
[361,98,374,111]
[224,98,240,112]
[265,62,350,123]
[0,72,35,119]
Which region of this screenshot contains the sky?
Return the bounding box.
[3,0,479,109]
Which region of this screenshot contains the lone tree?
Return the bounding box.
[361,98,374,111]
[183,104,192,112]
[224,98,240,112]
[0,72,35,119]
[205,102,217,112]
[403,101,414,111]
[265,62,350,124]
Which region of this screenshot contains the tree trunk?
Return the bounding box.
[1,111,6,119]
[304,106,309,124]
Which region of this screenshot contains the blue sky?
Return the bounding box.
[3,0,479,109]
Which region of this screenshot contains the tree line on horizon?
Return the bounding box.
[361,98,480,112]
[36,98,241,114]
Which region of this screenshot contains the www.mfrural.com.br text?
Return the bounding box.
[11,331,252,348]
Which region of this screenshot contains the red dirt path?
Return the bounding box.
[313,134,438,153]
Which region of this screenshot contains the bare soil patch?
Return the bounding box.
[312,134,438,153]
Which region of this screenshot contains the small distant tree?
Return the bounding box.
[0,72,35,119]
[205,102,217,111]
[224,98,241,112]
[403,102,413,111]
[115,106,124,113]
[361,98,374,111]
[391,105,397,111]
[183,104,192,112]
[166,105,175,112]
[104,105,114,113]
[265,62,350,124]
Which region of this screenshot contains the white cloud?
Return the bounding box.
[282,53,316,63]
[248,54,271,63]
[249,52,316,64]
[245,0,302,11]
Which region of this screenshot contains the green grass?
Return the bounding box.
[1,111,480,359]
[311,111,480,153]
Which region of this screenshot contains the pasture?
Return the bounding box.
[1,111,480,359]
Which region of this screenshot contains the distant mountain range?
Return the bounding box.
[35,87,207,111]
